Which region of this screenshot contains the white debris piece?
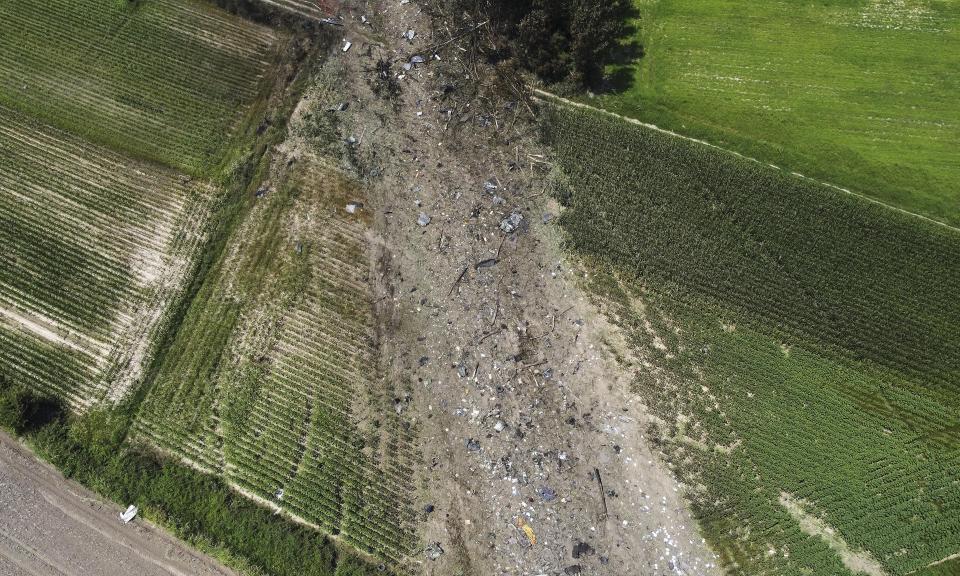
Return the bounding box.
[417,213,432,227]
[345,202,360,214]
[342,41,352,52]
[120,504,138,523]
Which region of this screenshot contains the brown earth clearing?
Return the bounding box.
[322,2,722,573]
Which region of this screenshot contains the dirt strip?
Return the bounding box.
[0,431,236,576]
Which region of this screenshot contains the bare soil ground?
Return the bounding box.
[0,431,235,576]
[331,2,723,573]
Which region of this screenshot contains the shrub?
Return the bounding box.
[0,377,66,435]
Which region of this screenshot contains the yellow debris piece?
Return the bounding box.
[515,517,537,546]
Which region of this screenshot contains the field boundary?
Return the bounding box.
[532,88,960,235]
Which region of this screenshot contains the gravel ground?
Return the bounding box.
[0,431,235,576]
[330,2,724,573]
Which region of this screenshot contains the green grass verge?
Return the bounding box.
[546,104,960,575]
[0,381,383,576]
[591,0,960,226]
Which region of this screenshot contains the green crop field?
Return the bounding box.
[135,159,417,567]
[0,0,281,175]
[0,2,390,573]
[545,104,960,575]
[0,106,215,409]
[593,0,960,226]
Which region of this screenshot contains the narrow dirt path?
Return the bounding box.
[0,431,236,576]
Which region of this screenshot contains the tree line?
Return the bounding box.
[439,0,638,90]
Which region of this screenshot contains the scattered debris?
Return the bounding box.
[319,17,342,26]
[423,504,435,514]
[493,420,505,432]
[594,467,609,519]
[475,258,498,270]
[572,542,595,559]
[564,565,583,575]
[274,488,284,500]
[466,438,481,452]
[119,504,138,523]
[500,211,524,233]
[538,485,557,502]
[542,212,555,224]
[448,266,469,296]
[404,29,416,41]
[405,55,426,71]
[342,41,352,52]
[516,517,537,546]
[456,363,468,378]
[345,202,361,214]
[424,542,444,560]
[417,212,432,227]
[484,178,499,192]
[255,184,269,198]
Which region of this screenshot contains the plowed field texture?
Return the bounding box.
[595,0,960,226]
[0,2,390,575]
[546,104,960,576]
[0,0,282,411]
[134,157,418,566]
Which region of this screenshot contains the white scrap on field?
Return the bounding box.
[342,41,352,52]
[120,504,138,523]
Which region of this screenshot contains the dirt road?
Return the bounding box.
[0,431,236,576]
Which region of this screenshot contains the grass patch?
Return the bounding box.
[590,0,960,226]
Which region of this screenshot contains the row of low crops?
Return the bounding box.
[0,107,213,408]
[0,2,393,573]
[0,0,278,176]
[135,165,418,568]
[544,104,960,391]
[545,104,960,575]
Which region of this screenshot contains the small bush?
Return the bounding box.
[0,378,66,435]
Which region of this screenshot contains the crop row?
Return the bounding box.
[135,188,418,566]
[553,105,960,574]
[545,104,960,389]
[0,0,278,174]
[0,107,216,406]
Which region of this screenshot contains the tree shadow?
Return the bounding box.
[593,3,645,95]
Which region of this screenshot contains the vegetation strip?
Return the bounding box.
[589,0,960,226]
[534,89,960,234]
[547,102,960,574]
